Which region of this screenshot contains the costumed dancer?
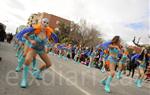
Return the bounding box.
[62,45,69,61]
[135,49,149,87]
[57,44,64,59]
[97,41,112,73]
[18,18,58,88]
[116,49,129,79]
[15,25,38,72]
[87,48,95,68]
[74,46,81,64]
[100,36,122,93]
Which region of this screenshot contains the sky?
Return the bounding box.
[0,0,149,45]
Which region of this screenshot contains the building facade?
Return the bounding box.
[27,12,71,30]
[27,13,39,26]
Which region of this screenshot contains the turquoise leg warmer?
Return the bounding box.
[20,66,29,88]
[104,76,112,93]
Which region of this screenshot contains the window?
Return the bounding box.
[56,21,60,25]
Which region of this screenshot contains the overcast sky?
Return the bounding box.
[0,0,149,44]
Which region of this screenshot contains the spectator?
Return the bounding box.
[6,33,13,43]
[0,23,6,42]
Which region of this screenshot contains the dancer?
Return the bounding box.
[15,25,38,72]
[74,46,81,64]
[116,49,129,79]
[100,36,122,93]
[18,18,57,88]
[101,49,109,73]
[87,48,95,68]
[135,49,149,87]
[97,41,111,73]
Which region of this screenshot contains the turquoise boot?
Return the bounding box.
[90,62,94,67]
[20,66,29,88]
[32,69,43,80]
[100,79,106,86]
[15,44,19,50]
[58,54,61,58]
[104,76,112,93]
[32,58,37,71]
[135,79,138,85]
[17,48,22,57]
[14,44,17,49]
[136,79,142,88]
[116,71,121,79]
[18,52,23,62]
[16,49,20,57]
[98,63,101,67]
[75,61,78,64]
[49,52,52,55]
[74,58,77,64]
[87,63,91,68]
[63,56,67,61]
[101,67,106,73]
[16,56,25,72]
[60,55,63,59]
[77,61,80,64]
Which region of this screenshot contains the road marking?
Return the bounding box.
[50,67,91,95]
[37,55,91,95]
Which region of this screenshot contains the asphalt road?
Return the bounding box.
[0,42,149,95]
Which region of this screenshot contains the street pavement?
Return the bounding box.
[0,42,150,95]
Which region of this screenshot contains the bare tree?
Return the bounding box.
[56,19,102,47]
[132,36,143,47]
[132,36,150,50]
[78,20,102,47]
